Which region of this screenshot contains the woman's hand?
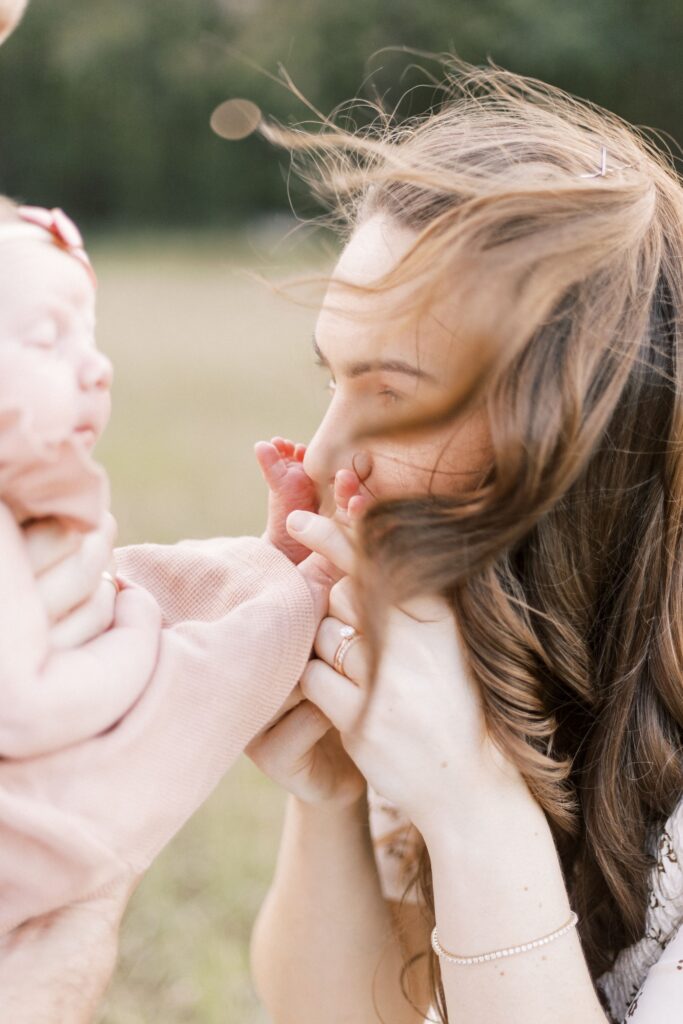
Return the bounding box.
[23,513,118,649]
[288,510,526,837]
[246,683,365,808]
[247,510,366,807]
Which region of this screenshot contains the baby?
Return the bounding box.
[0,199,162,756]
[0,196,363,935]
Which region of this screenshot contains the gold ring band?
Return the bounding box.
[101,570,121,594]
[333,625,361,677]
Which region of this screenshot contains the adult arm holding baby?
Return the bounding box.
[0,503,161,757]
[0,514,142,1024]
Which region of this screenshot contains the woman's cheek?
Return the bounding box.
[364,440,437,499]
[366,421,483,499]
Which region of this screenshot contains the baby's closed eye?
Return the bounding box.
[22,318,59,349]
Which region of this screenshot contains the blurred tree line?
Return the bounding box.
[0,0,681,227]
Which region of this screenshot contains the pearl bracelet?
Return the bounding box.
[431,910,579,965]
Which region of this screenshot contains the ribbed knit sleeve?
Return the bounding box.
[0,536,316,934]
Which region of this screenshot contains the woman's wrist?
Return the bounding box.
[412,741,531,848]
[424,785,574,967]
[291,789,368,823]
[422,780,547,865]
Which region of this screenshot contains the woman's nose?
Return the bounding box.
[304,411,373,496]
[78,349,113,391]
[304,390,362,486]
[302,422,337,490]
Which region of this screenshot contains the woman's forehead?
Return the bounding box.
[317,216,459,377]
[334,213,416,285]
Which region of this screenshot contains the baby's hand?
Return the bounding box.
[255,437,319,564]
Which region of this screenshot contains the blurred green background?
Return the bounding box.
[0,0,681,227]
[1,2,682,1021]
[92,236,328,1024]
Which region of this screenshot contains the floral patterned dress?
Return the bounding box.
[368,790,683,1023]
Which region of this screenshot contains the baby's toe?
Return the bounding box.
[348,494,371,521]
[255,441,287,485]
[272,436,295,458]
[334,468,361,510]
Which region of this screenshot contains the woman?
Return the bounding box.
[248,64,683,1023]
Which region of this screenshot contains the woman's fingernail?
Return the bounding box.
[287,510,313,533]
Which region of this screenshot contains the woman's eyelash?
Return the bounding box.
[315,358,400,401]
[379,388,400,401]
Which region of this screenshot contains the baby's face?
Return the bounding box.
[0,238,112,449]
[304,213,492,512]
[0,0,28,45]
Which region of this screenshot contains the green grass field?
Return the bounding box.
[90,231,332,1024]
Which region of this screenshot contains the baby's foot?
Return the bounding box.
[255,437,319,564]
[334,457,373,525]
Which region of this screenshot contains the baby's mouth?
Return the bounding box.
[74,425,97,449]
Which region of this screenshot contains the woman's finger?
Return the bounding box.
[300,658,364,733]
[48,576,118,650]
[246,699,332,770]
[36,521,115,623]
[314,617,368,687]
[287,511,356,577]
[259,684,306,734]
[328,576,361,627]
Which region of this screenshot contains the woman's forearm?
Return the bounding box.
[251,793,420,1024]
[424,786,608,1024]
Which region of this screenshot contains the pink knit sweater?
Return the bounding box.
[0,343,317,934]
[0,533,316,934]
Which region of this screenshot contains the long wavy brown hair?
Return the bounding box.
[262,60,683,1019]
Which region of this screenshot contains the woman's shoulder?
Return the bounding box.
[598,794,683,1021]
[648,796,683,932]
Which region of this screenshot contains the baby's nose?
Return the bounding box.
[79,350,113,391]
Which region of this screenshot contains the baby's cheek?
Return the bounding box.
[0,347,80,443]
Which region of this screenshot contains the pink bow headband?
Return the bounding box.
[0,206,96,286]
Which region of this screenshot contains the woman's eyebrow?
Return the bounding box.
[312,335,436,382]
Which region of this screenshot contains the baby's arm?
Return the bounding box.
[0,502,161,758]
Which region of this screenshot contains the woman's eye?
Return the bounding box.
[325,378,337,394]
[378,387,400,403]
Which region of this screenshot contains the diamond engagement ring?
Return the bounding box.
[333,624,361,677]
[101,570,121,594]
